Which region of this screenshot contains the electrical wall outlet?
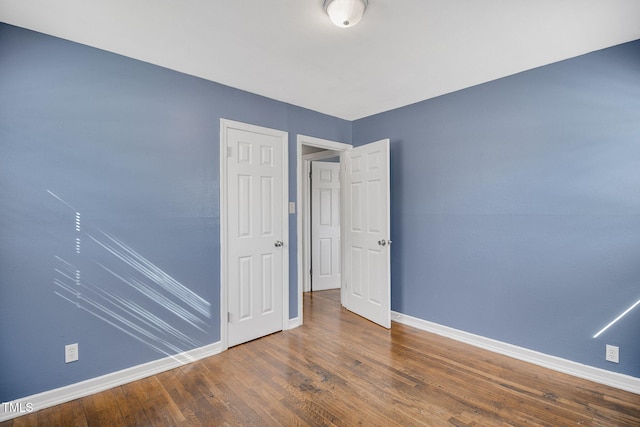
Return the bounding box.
[65,343,79,363]
[605,344,619,363]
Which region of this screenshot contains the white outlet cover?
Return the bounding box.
[605,344,619,363]
[65,343,79,363]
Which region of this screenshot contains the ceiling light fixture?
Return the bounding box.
[324,0,368,28]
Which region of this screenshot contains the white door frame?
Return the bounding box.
[296,135,351,324]
[220,119,289,351]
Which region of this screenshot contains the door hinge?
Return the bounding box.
[227,312,232,323]
[227,147,233,158]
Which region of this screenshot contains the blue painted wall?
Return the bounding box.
[353,40,640,377]
[2,20,639,403]
[0,23,350,401]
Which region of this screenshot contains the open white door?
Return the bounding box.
[311,161,341,290]
[342,139,391,328]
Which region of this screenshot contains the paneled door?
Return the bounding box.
[311,161,341,290]
[221,119,288,347]
[343,139,391,328]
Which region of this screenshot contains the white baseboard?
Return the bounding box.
[287,316,302,330]
[391,311,640,395]
[0,341,222,422]
[5,314,636,422]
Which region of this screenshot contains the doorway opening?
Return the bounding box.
[309,157,341,292]
[296,135,392,329]
[296,135,351,323]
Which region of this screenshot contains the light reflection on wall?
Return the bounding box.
[593,298,640,339]
[48,190,211,361]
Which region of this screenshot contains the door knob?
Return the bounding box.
[274,240,283,247]
[378,239,392,247]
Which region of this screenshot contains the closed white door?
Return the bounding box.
[311,161,341,291]
[343,139,391,328]
[221,119,288,347]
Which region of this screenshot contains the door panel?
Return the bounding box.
[223,122,287,347]
[343,139,390,328]
[311,161,341,291]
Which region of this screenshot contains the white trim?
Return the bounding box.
[302,159,312,293]
[391,311,640,395]
[339,152,347,307]
[281,135,290,335]
[303,149,342,162]
[0,341,222,422]
[287,316,302,330]
[220,119,289,350]
[296,135,352,322]
[219,120,229,351]
[297,134,351,153]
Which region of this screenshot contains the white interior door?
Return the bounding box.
[342,139,391,328]
[221,120,288,347]
[311,161,341,291]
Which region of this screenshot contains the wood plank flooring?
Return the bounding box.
[2,289,639,426]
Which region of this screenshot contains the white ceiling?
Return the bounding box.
[2,0,640,120]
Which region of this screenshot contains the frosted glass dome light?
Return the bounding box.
[324,0,369,28]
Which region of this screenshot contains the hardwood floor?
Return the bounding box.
[3,289,639,426]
